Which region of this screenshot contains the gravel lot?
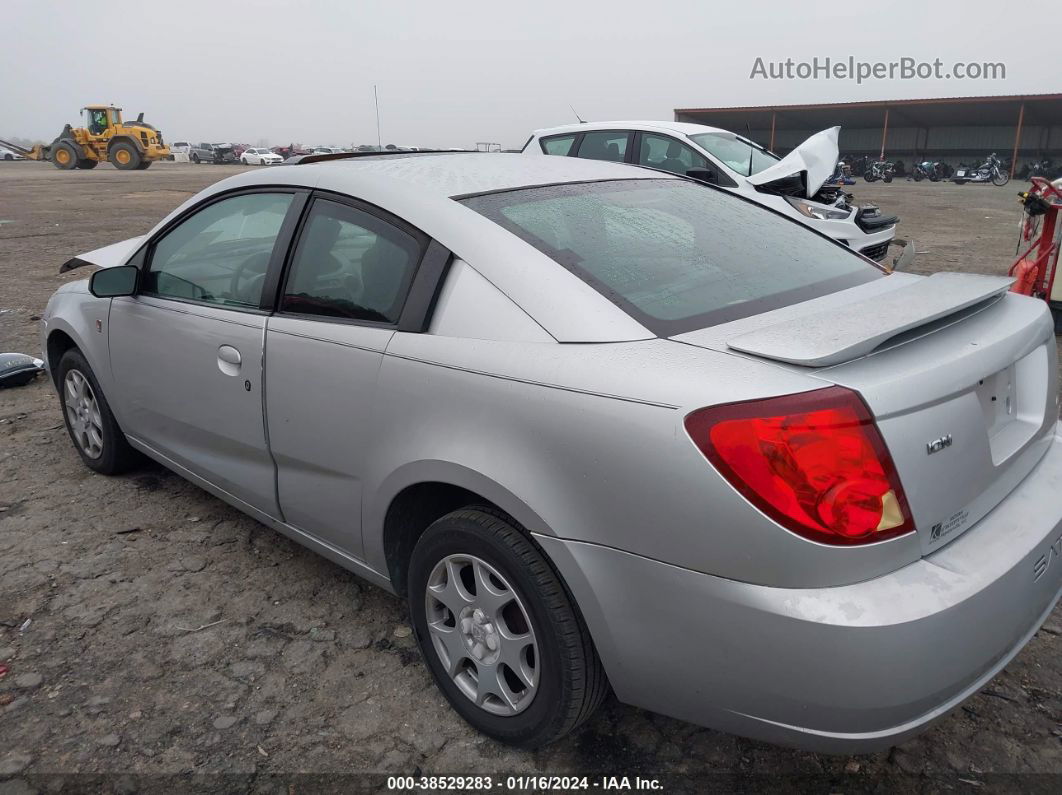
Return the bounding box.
[1,162,1060,792]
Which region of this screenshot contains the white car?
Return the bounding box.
[312,147,346,156]
[524,121,898,262]
[241,147,283,165]
[1,145,25,161]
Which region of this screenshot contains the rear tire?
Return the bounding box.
[912,172,923,182]
[52,142,78,170]
[408,508,609,748]
[883,174,893,183]
[56,349,139,475]
[136,161,151,170]
[76,159,98,169]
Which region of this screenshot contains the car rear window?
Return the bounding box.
[460,179,883,335]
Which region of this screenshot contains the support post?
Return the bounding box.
[1010,102,1025,179]
[880,108,889,160]
[768,111,776,151]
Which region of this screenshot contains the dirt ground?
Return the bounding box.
[1,161,1060,793]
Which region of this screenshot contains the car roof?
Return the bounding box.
[172,152,668,342]
[304,152,671,198]
[531,120,730,138]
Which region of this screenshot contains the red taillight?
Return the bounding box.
[684,386,914,546]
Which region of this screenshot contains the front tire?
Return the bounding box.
[76,159,98,169]
[408,508,608,748]
[191,153,200,164]
[52,142,78,170]
[56,349,139,475]
[109,142,141,170]
[993,171,1010,186]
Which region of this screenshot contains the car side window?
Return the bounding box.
[637,133,707,175]
[280,199,422,324]
[575,131,629,163]
[540,134,577,156]
[143,192,294,309]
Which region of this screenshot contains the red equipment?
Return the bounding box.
[1009,176,1062,331]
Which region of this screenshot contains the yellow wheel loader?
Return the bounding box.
[0,105,170,171]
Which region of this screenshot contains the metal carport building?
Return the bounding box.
[674,94,1062,177]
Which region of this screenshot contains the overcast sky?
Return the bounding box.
[2,0,1056,148]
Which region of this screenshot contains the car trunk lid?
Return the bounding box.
[673,273,1059,556]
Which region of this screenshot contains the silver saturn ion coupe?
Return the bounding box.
[41,153,1062,751]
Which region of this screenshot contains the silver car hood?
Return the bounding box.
[747,126,839,197]
[60,236,144,272]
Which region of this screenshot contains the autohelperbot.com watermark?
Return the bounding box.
[749,56,1006,84]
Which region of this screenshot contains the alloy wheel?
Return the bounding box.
[64,369,104,459]
[424,554,539,716]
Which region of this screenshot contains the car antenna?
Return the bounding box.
[744,121,758,175]
[569,105,586,124]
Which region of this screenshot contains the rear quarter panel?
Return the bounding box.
[361,332,926,588]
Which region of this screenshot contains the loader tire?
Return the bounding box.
[110,142,141,171]
[136,161,152,170]
[52,142,78,170]
[76,159,98,170]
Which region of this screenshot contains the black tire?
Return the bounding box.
[863,170,876,182]
[109,141,141,170]
[136,161,151,170]
[408,508,609,748]
[52,141,78,170]
[76,159,98,169]
[912,172,924,182]
[883,174,893,183]
[4,153,12,161]
[191,153,200,164]
[993,171,1010,187]
[1052,305,1062,335]
[56,349,139,475]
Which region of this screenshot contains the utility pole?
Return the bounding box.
[374,85,382,152]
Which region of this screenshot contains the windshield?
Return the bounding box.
[689,133,779,177]
[461,179,881,335]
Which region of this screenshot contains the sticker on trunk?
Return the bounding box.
[930,509,970,542]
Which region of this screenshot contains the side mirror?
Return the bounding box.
[685,167,717,185]
[89,265,139,298]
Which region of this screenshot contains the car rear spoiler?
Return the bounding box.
[726,272,1015,367]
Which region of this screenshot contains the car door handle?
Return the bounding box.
[217,345,242,375]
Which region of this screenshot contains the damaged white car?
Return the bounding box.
[524,122,898,262]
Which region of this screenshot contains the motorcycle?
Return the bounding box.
[953,152,1009,186]
[823,160,856,186]
[911,160,946,182]
[863,159,895,183]
[1026,158,1058,180]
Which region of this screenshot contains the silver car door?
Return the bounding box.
[109,189,306,516]
[264,195,442,558]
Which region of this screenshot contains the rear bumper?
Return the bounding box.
[538,423,1062,752]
